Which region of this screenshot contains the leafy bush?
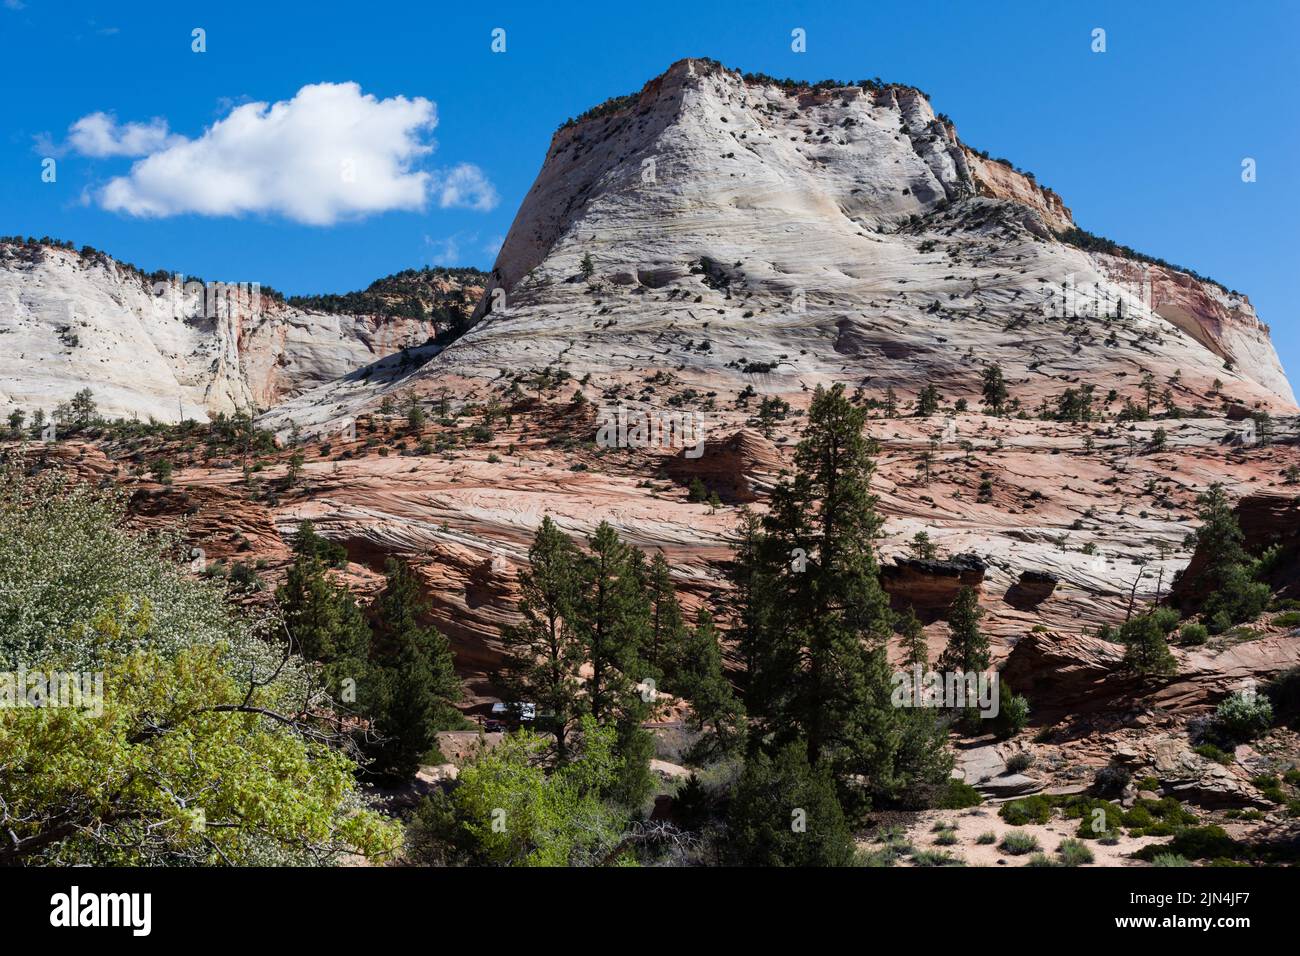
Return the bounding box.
[1005,751,1035,774]
[1061,796,1124,839]
[1093,764,1131,796]
[0,459,397,865]
[1135,826,1241,862]
[999,831,1040,855]
[992,680,1031,738]
[910,849,965,866]
[1193,742,1233,765]
[999,794,1052,826]
[976,831,997,845]
[1056,838,1095,866]
[1180,622,1209,645]
[1213,691,1274,744]
[934,779,984,809]
[1264,667,1300,727]
[1273,611,1300,629]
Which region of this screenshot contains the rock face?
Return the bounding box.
[1173,492,1300,608]
[0,241,482,423]
[251,59,1294,443]
[881,553,986,621]
[1005,569,1059,610]
[1002,629,1300,719]
[663,427,782,503]
[1114,736,1272,809]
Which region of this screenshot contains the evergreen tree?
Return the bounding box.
[898,605,928,670]
[677,608,746,761]
[276,546,372,705]
[366,559,463,781]
[882,386,898,418]
[570,522,648,725]
[645,551,690,686]
[1118,611,1178,676]
[501,517,584,759]
[981,364,1009,415]
[1186,483,1271,632]
[736,384,952,809]
[726,743,855,867]
[728,508,771,676]
[938,586,991,675]
[915,383,941,417]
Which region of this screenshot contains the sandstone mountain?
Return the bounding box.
[0,237,485,423]
[269,57,1291,437]
[5,58,1298,715]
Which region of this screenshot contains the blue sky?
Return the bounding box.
[2,0,1297,372]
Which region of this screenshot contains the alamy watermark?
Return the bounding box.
[595,405,706,458]
[150,274,263,320]
[891,666,999,718]
[0,667,104,716]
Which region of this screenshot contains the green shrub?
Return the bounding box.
[1213,690,1274,744]
[999,794,1053,826]
[935,780,984,809]
[1273,611,1300,629]
[1150,853,1191,867]
[1093,763,1131,796]
[999,830,1041,855]
[1264,667,1300,727]
[1180,622,1209,645]
[992,680,1031,738]
[1061,797,1124,839]
[910,849,964,866]
[1193,742,1233,765]
[1135,826,1241,862]
[1025,852,1058,867]
[1056,838,1095,866]
[934,829,958,846]
[976,830,997,845]
[1251,775,1286,804]
[1005,752,1035,774]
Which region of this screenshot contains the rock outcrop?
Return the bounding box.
[1004,569,1059,610]
[1003,629,1300,719]
[0,240,483,423]
[663,427,782,503]
[881,553,986,621]
[1173,492,1300,608]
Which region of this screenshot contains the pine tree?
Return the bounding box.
[1118,611,1178,676]
[726,743,855,866]
[645,551,690,686]
[501,517,584,759]
[898,605,928,670]
[677,608,746,761]
[276,547,371,705]
[915,383,941,417]
[737,384,951,809]
[571,521,647,724]
[981,364,1009,415]
[938,586,991,675]
[366,558,463,781]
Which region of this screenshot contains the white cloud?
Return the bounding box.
[68,112,180,157]
[90,82,491,226]
[435,163,499,211]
